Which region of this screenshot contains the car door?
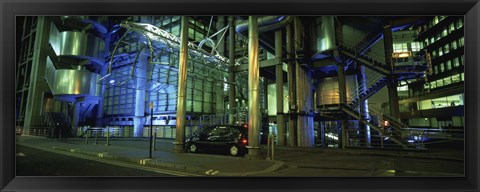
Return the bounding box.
[206,126,231,151]
[196,126,214,149]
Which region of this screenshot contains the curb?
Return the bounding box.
[45,145,283,176]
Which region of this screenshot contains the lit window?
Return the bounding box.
[411,42,420,52]
[451,41,457,50]
[461,55,464,65]
[436,79,444,87]
[444,44,450,54]
[442,29,448,37]
[449,23,455,32]
[434,65,439,74]
[430,37,435,44]
[447,60,452,70]
[440,63,445,72]
[424,83,430,89]
[459,37,464,47]
[438,48,443,56]
[444,77,452,86]
[457,19,463,29]
[434,16,439,24]
[432,50,437,58]
[430,81,436,89]
[461,73,464,81]
[452,74,460,83]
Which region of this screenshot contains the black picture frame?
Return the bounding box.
[1,0,479,191]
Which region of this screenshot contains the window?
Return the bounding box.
[436,79,444,87]
[393,43,408,53]
[454,57,460,67]
[444,44,450,54]
[449,23,455,32]
[461,55,465,65]
[430,81,437,89]
[438,47,443,56]
[411,42,421,52]
[434,16,440,25]
[459,37,464,47]
[457,18,463,29]
[446,60,452,70]
[209,127,230,136]
[432,50,437,58]
[430,37,435,44]
[442,28,448,37]
[434,65,439,74]
[452,74,461,83]
[460,72,464,81]
[451,40,457,50]
[444,77,452,86]
[440,63,445,72]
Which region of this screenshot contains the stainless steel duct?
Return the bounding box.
[49,23,106,67]
[175,16,189,153]
[45,57,100,96]
[247,16,261,158]
[314,16,336,53]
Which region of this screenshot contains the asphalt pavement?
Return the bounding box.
[16,135,464,177]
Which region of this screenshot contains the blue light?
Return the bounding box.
[109,79,116,84]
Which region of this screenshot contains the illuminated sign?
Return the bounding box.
[392,51,412,58]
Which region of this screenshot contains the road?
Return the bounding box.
[16,145,193,176]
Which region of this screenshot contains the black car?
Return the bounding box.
[186,124,248,156]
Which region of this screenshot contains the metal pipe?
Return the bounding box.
[247,16,261,159]
[236,16,292,34]
[286,23,296,147]
[337,61,348,149]
[235,16,293,52]
[228,16,237,124]
[133,48,148,137]
[294,17,311,147]
[174,16,188,153]
[275,30,285,146]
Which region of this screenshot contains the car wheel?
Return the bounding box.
[189,143,198,153]
[229,145,239,156]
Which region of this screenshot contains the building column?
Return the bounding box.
[174,16,189,153]
[286,23,296,147]
[356,65,371,146]
[246,16,261,159]
[336,52,348,149]
[24,16,52,135]
[275,30,286,146]
[228,16,237,124]
[133,48,148,137]
[294,17,314,147]
[215,16,226,117]
[383,24,400,119]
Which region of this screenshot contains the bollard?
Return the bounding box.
[95,130,98,145]
[266,134,271,160]
[152,128,157,151]
[85,130,89,144]
[106,126,110,146]
[272,134,275,161]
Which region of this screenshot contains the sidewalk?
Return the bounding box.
[16,135,285,176]
[16,135,464,177]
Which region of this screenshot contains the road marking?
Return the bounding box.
[205,169,214,175]
[98,152,107,158]
[21,145,201,176]
[16,152,26,157]
[139,159,152,165]
[205,169,219,175]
